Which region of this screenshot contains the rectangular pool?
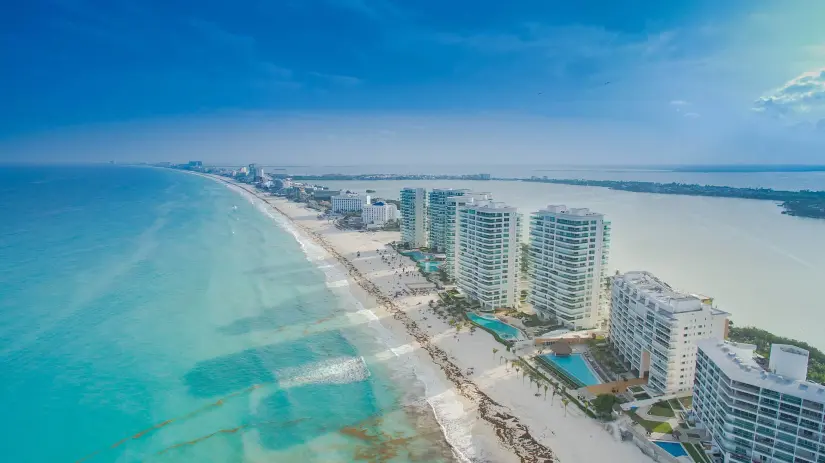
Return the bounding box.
[467,313,523,341]
[653,441,687,457]
[419,261,442,272]
[540,353,601,386]
[403,250,428,262]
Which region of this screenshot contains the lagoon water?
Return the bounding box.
[0,167,455,462]
[321,178,825,350]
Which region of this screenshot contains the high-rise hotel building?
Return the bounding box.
[400,187,427,248]
[456,200,521,309]
[609,271,729,394]
[444,193,492,280]
[528,205,610,329]
[694,339,825,463]
[427,189,469,253]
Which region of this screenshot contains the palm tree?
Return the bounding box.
[499,355,505,365]
[562,398,570,417]
[551,385,557,405]
[492,348,499,360]
[535,378,542,393]
[543,384,548,400]
[514,364,521,379]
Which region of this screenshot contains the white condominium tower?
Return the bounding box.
[400,187,427,247]
[456,200,521,309]
[609,271,729,394]
[528,205,610,329]
[445,193,492,280]
[694,340,825,463]
[427,189,469,252]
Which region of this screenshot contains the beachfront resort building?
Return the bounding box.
[428,189,469,252]
[609,271,729,395]
[456,200,521,309]
[361,202,398,227]
[445,193,492,280]
[331,194,370,213]
[694,339,825,463]
[528,205,611,329]
[400,188,427,248]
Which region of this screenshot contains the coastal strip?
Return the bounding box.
[277,172,825,219]
[203,173,556,463]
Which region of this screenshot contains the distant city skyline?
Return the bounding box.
[2,1,824,164]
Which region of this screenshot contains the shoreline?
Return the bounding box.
[195,172,651,463]
[203,173,549,462]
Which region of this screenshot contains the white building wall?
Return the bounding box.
[400,188,427,247]
[361,203,398,226]
[694,339,825,463]
[528,205,610,329]
[456,200,521,309]
[445,193,492,280]
[428,189,469,253]
[331,194,370,213]
[609,271,729,395]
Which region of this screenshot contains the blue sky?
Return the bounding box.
[2,0,825,164]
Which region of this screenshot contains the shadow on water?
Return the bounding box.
[217,300,332,337]
[255,379,378,451]
[183,330,357,398]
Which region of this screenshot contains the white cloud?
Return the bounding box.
[753,67,825,119]
[683,112,700,119]
[670,100,690,106]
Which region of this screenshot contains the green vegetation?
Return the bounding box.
[667,398,683,411]
[524,178,825,220]
[592,394,619,418]
[518,359,598,419]
[520,243,530,275]
[648,402,675,418]
[587,339,626,375]
[629,385,645,393]
[684,442,710,463]
[679,396,693,409]
[634,392,651,400]
[510,311,563,329]
[729,326,825,383]
[627,410,673,433]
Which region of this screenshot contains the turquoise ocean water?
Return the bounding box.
[0,166,455,462]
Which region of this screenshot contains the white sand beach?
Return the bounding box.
[206,173,653,463]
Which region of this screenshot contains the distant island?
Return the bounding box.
[524,178,825,220]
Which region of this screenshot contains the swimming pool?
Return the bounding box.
[467,313,523,340]
[419,261,442,272]
[540,353,601,386]
[403,250,428,262]
[653,441,688,457]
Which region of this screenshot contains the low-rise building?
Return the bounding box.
[312,189,342,201]
[361,201,398,226]
[694,339,825,463]
[331,194,370,213]
[609,271,729,394]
